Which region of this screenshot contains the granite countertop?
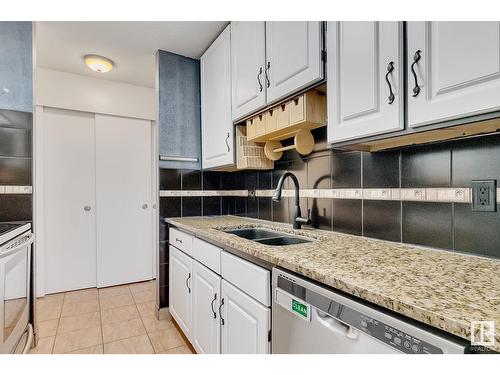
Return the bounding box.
[165,215,500,351]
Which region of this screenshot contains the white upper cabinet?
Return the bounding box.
[327,21,404,143]
[407,22,500,127]
[169,245,193,340]
[191,261,221,354]
[231,21,266,121]
[265,21,323,104]
[201,25,234,169]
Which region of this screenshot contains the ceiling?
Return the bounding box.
[36,21,228,88]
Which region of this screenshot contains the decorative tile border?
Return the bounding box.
[0,185,32,194]
[159,187,500,204]
[159,190,248,197]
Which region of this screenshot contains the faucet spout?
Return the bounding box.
[273,171,310,229]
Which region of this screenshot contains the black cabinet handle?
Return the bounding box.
[411,50,422,97]
[175,238,182,244]
[265,61,270,88]
[385,61,395,104]
[211,293,217,319]
[185,273,191,293]
[257,67,263,92]
[219,298,225,325]
[225,132,230,152]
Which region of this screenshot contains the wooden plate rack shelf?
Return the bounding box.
[245,90,327,161]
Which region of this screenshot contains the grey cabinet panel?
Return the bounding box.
[0,22,32,112]
[158,50,201,170]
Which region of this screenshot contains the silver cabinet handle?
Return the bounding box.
[159,155,199,162]
[84,206,91,212]
[142,204,148,209]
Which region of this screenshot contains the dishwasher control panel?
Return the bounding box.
[358,315,443,354]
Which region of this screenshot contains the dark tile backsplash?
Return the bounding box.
[0,109,33,222]
[0,158,31,185]
[332,151,362,188]
[453,203,500,258]
[451,134,500,187]
[160,197,181,218]
[363,151,400,188]
[159,169,181,190]
[0,127,32,157]
[0,194,32,222]
[363,200,401,242]
[160,133,500,259]
[401,144,451,188]
[332,199,362,236]
[402,202,453,250]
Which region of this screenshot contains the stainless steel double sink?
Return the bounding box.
[223,228,312,246]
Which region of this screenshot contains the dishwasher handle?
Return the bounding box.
[315,309,359,340]
[275,287,359,340]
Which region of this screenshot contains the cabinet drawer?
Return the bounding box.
[220,252,270,306]
[169,228,193,256]
[289,95,305,124]
[265,108,278,133]
[192,238,222,274]
[277,102,290,129]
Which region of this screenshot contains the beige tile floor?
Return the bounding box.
[29,280,195,354]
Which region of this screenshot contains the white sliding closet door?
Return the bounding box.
[43,107,97,294]
[95,114,153,288]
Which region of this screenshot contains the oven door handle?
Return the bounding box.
[0,233,34,259]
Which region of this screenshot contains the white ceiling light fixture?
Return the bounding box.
[84,54,114,73]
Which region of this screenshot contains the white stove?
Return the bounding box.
[0,221,34,353]
[0,222,32,245]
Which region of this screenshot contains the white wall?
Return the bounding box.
[36,67,156,120]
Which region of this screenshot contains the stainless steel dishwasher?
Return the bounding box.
[272,268,468,354]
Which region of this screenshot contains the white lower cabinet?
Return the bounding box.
[169,230,271,354]
[191,261,221,354]
[220,280,271,354]
[169,245,193,339]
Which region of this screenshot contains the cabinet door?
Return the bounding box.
[169,245,192,339]
[221,280,270,354]
[201,25,234,169]
[231,21,266,121]
[407,22,500,127]
[191,261,221,354]
[327,22,404,143]
[265,21,323,104]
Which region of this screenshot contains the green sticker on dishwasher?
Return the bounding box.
[292,299,308,319]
